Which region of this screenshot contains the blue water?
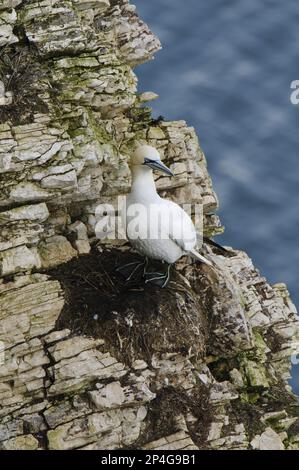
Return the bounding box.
[134,0,299,393]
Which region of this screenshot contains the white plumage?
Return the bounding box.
[123,145,212,268]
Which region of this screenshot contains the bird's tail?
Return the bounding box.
[189,248,213,267]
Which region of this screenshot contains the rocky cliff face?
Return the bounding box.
[0,0,299,451]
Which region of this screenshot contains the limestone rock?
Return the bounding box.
[251,428,285,451]
[143,431,199,451]
[0,7,19,47]
[0,246,41,276]
[38,236,77,269]
[0,434,39,450]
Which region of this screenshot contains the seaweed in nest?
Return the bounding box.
[50,246,208,366]
[0,44,48,125]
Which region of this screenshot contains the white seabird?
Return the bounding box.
[120,144,213,287]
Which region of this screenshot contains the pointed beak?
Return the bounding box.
[144,158,174,177]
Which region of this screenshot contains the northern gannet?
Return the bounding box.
[120,144,213,287]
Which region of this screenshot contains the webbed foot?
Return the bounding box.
[116,260,144,281]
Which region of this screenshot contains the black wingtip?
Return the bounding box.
[203,237,229,254]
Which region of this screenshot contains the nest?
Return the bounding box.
[50,246,208,365]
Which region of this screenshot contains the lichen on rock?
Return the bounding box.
[0,0,299,451]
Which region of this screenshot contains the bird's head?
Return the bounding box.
[131,145,174,177]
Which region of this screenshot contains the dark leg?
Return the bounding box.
[145,263,171,288]
[116,259,145,281]
[143,257,149,275]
